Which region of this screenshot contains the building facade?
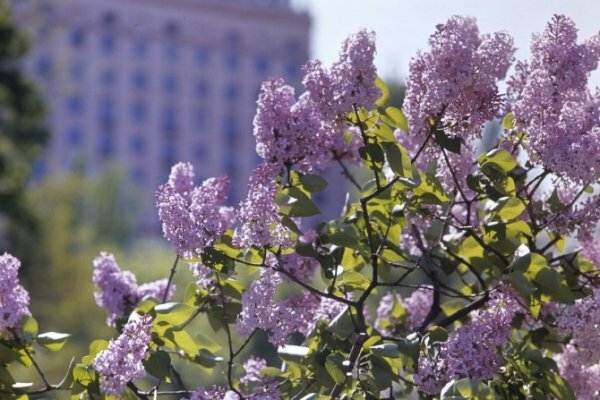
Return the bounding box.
[13,0,321,230]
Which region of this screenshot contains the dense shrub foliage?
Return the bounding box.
[2,14,600,400]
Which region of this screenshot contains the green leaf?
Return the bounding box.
[341,270,371,291]
[374,77,389,107]
[359,143,385,171]
[143,350,171,381]
[325,353,347,384]
[0,343,22,364]
[502,112,515,130]
[276,187,321,217]
[369,343,399,358]
[328,308,354,339]
[433,130,462,154]
[278,345,310,364]
[195,349,224,368]
[480,149,518,173]
[441,378,494,399]
[299,174,328,193]
[21,316,38,342]
[491,196,526,221]
[381,142,413,179]
[154,302,196,326]
[372,123,396,142]
[380,106,408,132]
[35,332,70,352]
[396,335,420,372]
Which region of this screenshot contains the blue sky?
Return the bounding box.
[290,0,600,85]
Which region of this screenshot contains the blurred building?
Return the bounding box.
[12,0,319,231]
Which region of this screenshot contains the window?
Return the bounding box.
[163,74,177,94]
[162,106,177,133]
[130,135,146,154]
[31,159,47,180]
[66,95,84,114]
[66,127,82,147]
[224,83,239,102]
[99,132,114,158]
[70,62,84,81]
[132,70,147,90]
[224,51,239,70]
[194,145,207,160]
[255,55,269,74]
[131,167,146,184]
[195,47,210,66]
[164,44,178,62]
[131,102,146,123]
[133,38,147,58]
[99,97,115,129]
[224,116,237,142]
[193,111,208,130]
[70,27,85,48]
[195,79,209,98]
[101,69,115,86]
[35,56,52,78]
[162,143,176,172]
[100,32,116,54]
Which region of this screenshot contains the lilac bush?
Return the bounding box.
[2,14,600,400]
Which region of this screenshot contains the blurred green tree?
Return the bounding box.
[0,3,49,236]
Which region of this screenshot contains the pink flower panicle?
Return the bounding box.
[414,286,523,395]
[508,15,600,182]
[554,343,600,400]
[156,162,231,259]
[0,253,31,338]
[92,314,153,397]
[233,164,292,249]
[236,268,319,345]
[303,29,379,118]
[375,287,433,335]
[253,79,323,172]
[404,16,514,139]
[92,252,174,327]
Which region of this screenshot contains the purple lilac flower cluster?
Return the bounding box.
[92,252,174,326]
[190,357,280,399]
[375,286,433,335]
[156,162,233,259]
[235,268,319,345]
[92,314,153,397]
[554,343,600,400]
[233,163,292,249]
[0,253,31,338]
[404,16,514,139]
[555,284,600,398]
[508,15,600,183]
[252,29,378,174]
[236,261,350,345]
[414,286,523,395]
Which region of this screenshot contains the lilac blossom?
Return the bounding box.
[0,253,31,338]
[303,29,379,118]
[156,162,232,259]
[404,16,514,139]
[189,262,217,290]
[414,286,523,394]
[233,164,292,249]
[92,253,174,326]
[92,314,153,397]
[557,288,600,359]
[253,79,324,172]
[236,268,319,345]
[376,287,433,335]
[508,15,600,182]
[554,343,600,400]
